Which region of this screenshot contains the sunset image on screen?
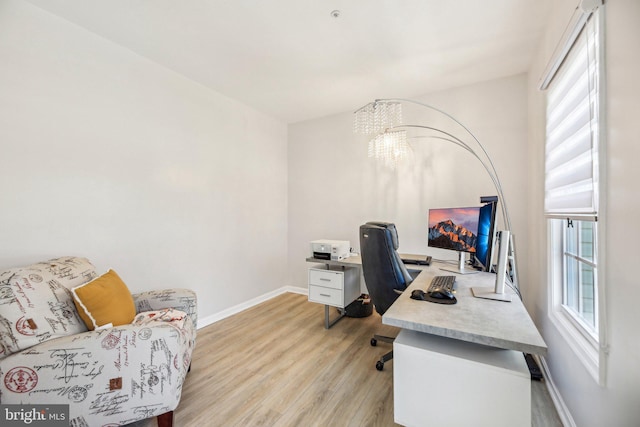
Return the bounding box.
[428,207,480,253]
[428,207,480,232]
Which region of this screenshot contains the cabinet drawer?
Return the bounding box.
[308,285,342,307]
[309,268,343,290]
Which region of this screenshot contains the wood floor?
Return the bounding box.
[135,292,563,426]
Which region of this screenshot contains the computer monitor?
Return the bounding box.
[474,201,498,272]
[428,206,480,274]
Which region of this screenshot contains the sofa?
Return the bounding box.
[0,256,197,427]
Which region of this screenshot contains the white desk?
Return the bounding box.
[308,255,547,427]
[306,254,547,355]
[393,329,532,427]
[306,255,547,354]
[383,261,547,355]
[383,260,546,427]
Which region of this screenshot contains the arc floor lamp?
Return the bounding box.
[353,98,520,298]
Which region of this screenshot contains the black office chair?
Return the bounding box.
[360,222,416,371]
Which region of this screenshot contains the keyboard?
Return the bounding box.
[427,275,456,293]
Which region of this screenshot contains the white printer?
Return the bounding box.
[310,240,350,261]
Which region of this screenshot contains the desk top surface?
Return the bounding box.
[306,255,547,355]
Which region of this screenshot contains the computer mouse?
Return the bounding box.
[410,289,426,300]
[428,288,455,300]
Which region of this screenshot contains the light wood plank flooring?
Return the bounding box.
[135,292,562,426]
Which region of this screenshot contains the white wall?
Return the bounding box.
[288,75,529,292]
[0,0,288,323]
[7,1,640,422]
[527,1,640,425]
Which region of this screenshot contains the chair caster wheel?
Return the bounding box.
[376,361,384,371]
[371,338,377,346]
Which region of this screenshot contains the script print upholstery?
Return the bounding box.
[0,257,97,359]
[0,258,197,426]
[133,289,198,332]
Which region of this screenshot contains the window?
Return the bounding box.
[563,219,597,334]
[543,5,605,385]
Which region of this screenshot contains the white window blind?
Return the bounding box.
[545,15,599,218]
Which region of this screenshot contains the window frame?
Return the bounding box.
[561,219,598,340]
[544,7,607,386]
[548,219,603,384]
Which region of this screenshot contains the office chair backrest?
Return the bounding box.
[359,223,414,315]
[366,221,400,249]
[365,222,412,283]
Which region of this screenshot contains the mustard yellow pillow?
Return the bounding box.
[72,269,136,331]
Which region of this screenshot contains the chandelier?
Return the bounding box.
[354,101,409,169]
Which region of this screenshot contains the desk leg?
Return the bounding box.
[325,305,346,329]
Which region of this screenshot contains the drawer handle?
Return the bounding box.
[320,293,331,297]
[320,278,331,282]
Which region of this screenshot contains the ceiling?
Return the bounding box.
[25,0,551,124]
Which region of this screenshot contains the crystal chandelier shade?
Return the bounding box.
[353,101,403,135]
[367,130,412,170]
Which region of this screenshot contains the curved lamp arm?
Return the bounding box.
[390,124,512,233]
[356,97,497,175]
[355,98,519,292]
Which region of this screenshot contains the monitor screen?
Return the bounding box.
[428,207,480,253]
[475,202,498,270]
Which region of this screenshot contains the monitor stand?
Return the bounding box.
[440,251,479,275]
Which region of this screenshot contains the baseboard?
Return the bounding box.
[539,355,576,427]
[197,286,308,329]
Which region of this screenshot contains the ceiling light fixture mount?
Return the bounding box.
[330,10,341,18]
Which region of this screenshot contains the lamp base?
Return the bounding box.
[471,286,512,302]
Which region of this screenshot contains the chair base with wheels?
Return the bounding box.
[371,334,395,370]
